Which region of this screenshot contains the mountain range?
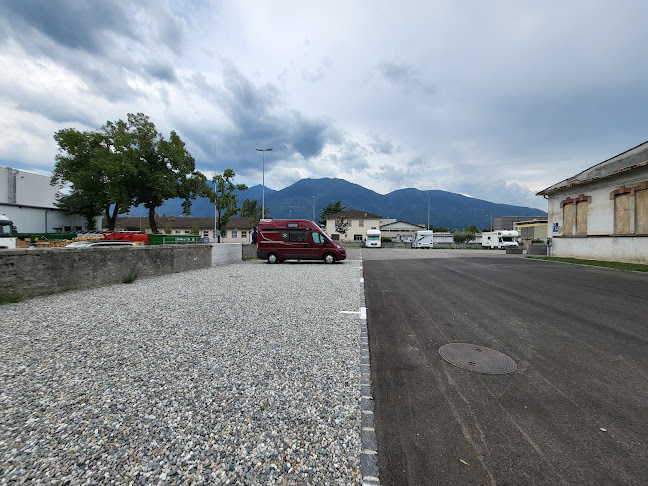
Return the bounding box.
[130,178,546,230]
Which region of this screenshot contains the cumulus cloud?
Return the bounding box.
[1,0,647,211]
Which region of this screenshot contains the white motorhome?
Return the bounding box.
[365,229,381,247]
[482,230,519,249]
[412,230,434,248]
[0,214,17,249]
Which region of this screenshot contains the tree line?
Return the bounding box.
[52,113,253,237]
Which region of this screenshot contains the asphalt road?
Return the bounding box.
[362,249,648,486]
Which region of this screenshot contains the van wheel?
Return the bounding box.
[324,253,335,264]
[267,253,279,264]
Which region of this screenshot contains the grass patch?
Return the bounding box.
[0,292,23,305]
[527,256,648,272]
[122,267,140,284]
[242,256,257,261]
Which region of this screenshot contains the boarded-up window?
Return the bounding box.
[576,201,588,235]
[636,190,648,234]
[563,203,574,235]
[614,193,631,234]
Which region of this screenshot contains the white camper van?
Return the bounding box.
[0,214,17,249]
[365,229,381,247]
[481,230,519,249]
[412,230,434,248]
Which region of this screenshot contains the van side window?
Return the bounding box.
[288,232,307,242]
[312,233,323,244]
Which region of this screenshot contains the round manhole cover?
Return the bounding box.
[439,343,517,374]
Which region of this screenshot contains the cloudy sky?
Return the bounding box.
[1,0,647,209]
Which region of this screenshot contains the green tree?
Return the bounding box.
[55,189,103,231]
[467,224,480,234]
[211,169,247,242]
[52,125,134,231]
[190,223,200,235]
[318,201,347,227]
[126,113,210,233]
[52,113,210,233]
[453,231,476,243]
[240,198,270,226]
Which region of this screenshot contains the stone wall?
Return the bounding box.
[0,245,212,301]
[242,244,257,259]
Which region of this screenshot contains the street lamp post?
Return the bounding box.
[427,190,431,230]
[255,148,272,219]
[214,140,220,243]
[312,195,315,222]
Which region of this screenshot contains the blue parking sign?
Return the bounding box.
[553,222,559,233]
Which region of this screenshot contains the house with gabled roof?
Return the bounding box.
[379,219,426,242]
[324,209,382,242]
[537,140,648,263]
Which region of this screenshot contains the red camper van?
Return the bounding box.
[256,219,346,264]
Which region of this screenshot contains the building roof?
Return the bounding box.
[326,209,382,219]
[380,220,426,230]
[537,140,648,196]
[110,216,254,230]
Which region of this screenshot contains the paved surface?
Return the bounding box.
[362,249,648,485]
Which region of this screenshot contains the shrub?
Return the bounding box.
[122,267,140,284]
[381,236,392,242]
[452,231,475,243]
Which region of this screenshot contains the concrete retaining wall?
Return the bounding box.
[527,243,548,256]
[552,236,648,264]
[212,243,242,265]
[1,245,212,301]
[242,244,257,259]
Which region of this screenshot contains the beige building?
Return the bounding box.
[379,220,425,242]
[537,141,648,263]
[514,219,549,246]
[324,209,382,242]
[112,216,255,243]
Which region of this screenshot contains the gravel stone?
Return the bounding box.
[1,250,364,485]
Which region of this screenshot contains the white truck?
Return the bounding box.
[412,230,434,248]
[365,229,381,248]
[481,230,519,249]
[0,214,18,249]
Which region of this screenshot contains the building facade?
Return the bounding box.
[537,141,648,263]
[324,209,382,242]
[112,216,255,243]
[379,220,425,242]
[0,166,93,233]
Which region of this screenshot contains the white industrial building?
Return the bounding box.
[537,141,648,264]
[0,166,94,233]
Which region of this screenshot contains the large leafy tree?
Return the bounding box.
[126,113,210,232]
[52,113,210,233]
[53,123,135,231]
[318,201,347,227]
[240,198,270,226]
[211,169,247,242]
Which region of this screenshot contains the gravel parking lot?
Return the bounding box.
[1,251,364,485]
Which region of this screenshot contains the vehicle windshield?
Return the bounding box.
[0,223,14,236]
[368,235,380,241]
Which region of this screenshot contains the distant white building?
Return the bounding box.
[379,220,425,242]
[537,141,648,264]
[0,166,95,233]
